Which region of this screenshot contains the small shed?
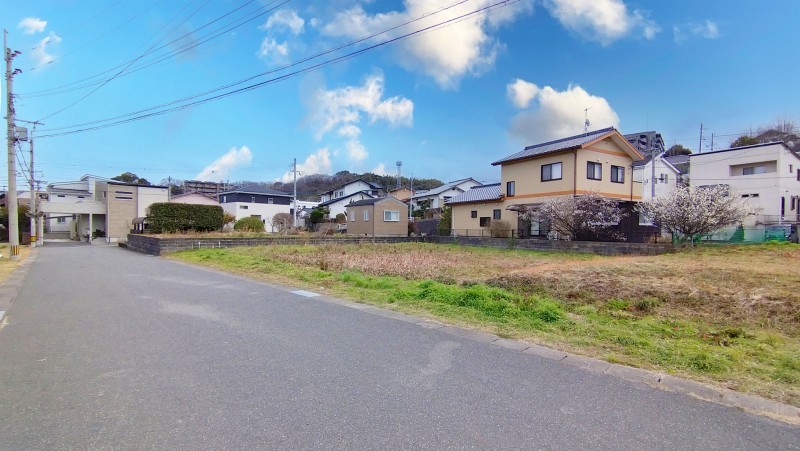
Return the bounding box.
[346,197,408,237]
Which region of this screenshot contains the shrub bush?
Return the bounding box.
[233,216,265,232]
[147,203,224,233]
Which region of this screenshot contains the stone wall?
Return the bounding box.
[125,234,413,256]
[424,236,674,255]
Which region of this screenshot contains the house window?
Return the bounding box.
[268,197,273,204]
[251,196,256,203]
[507,181,515,196]
[363,210,369,221]
[541,162,562,181]
[610,166,625,183]
[493,209,501,220]
[587,162,602,180]
[57,217,66,223]
[349,211,355,222]
[741,194,760,198]
[660,174,669,184]
[639,211,653,226]
[443,196,451,203]
[797,169,800,181]
[471,210,477,218]
[742,165,767,175]
[479,217,491,227]
[222,195,226,202]
[782,197,785,216]
[239,205,248,209]
[384,210,400,222]
[77,195,85,199]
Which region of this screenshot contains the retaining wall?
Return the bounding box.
[125,234,674,256]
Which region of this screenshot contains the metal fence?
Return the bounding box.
[680,225,796,244]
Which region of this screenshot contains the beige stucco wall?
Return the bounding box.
[451,201,510,233]
[106,185,138,241]
[347,199,408,237]
[576,145,639,200]
[137,186,169,217]
[500,151,576,202]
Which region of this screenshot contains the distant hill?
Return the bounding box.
[234,171,444,201]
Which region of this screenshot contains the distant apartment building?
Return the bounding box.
[183,180,231,196]
[624,131,665,155]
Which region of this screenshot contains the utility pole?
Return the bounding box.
[710,133,715,152]
[5,30,22,260]
[291,158,298,228]
[650,148,657,198]
[36,180,43,247]
[168,176,172,202]
[17,119,42,248]
[698,123,704,154]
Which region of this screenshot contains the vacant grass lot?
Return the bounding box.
[172,242,800,406]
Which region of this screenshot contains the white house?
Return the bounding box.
[632,152,682,200]
[317,179,385,218]
[411,178,481,213]
[169,192,219,205]
[218,184,292,230]
[689,142,800,241]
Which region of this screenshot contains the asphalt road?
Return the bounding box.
[0,244,798,449]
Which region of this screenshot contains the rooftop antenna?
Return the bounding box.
[395,161,402,190]
[584,106,592,133]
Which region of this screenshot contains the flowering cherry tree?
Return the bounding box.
[636,185,755,245]
[519,193,627,241]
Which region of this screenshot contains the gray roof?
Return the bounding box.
[219,184,291,196]
[492,127,616,166]
[414,177,478,198]
[447,183,502,205]
[322,179,383,195]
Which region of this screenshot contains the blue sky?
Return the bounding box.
[5,0,799,189]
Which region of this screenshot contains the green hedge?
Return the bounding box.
[233,216,265,232]
[147,203,224,233]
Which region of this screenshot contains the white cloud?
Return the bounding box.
[321,1,533,89]
[507,81,620,143]
[18,17,47,34]
[312,73,413,137]
[371,163,389,176]
[544,0,659,45]
[507,79,540,109]
[309,73,412,163]
[256,38,289,63]
[261,9,305,35]
[31,32,61,67]
[195,146,254,181]
[280,148,332,182]
[674,20,719,43]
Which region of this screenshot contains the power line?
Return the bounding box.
[36,0,495,138]
[20,0,272,97]
[35,0,219,121]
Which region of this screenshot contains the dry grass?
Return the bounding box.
[0,245,32,284]
[174,242,800,406]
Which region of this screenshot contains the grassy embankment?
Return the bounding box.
[171,242,800,406]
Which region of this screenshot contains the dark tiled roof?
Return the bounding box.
[348,197,405,207]
[447,183,502,204]
[220,184,291,196]
[492,127,616,166]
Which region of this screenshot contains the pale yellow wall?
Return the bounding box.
[499,137,640,202]
[451,201,515,233]
[576,144,639,200]
[500,151,577,201]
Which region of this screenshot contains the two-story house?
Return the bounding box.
[688,141,800,241]
[218,185,293,230]
[317,179,385,218]
[410,178,480,215]
[448,127,650,240]
[345,197,409,237]
[38,174,168,243]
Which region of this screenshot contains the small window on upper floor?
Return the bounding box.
[506,181,515,196]
[268,197,273,204]
[587,162,602,181]
[742,165,767,175]
[611,166,625,183]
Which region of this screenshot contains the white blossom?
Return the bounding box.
[635,185,755,245]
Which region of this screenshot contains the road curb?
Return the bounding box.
[311,293,800,425]
[0,249,38,326]
[162,254,800,426]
